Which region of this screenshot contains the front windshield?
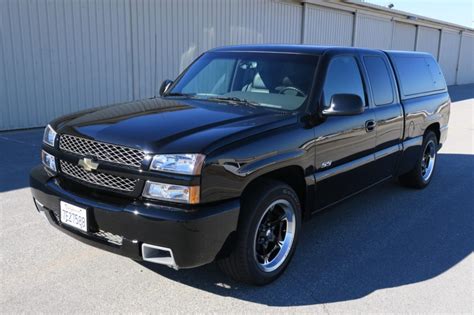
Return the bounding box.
[168,52,319,111]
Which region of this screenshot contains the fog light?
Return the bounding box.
[142,181,199,204]
[41,150,57,172]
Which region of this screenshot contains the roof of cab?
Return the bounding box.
[209,44,350,55]
[209,44,436,59]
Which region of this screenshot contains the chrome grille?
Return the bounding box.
[93,230,123,246]
[59,134,144,168]
[60,160,137,192]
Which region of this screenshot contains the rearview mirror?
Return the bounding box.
[322,94,364,116]
[159,79,173,96]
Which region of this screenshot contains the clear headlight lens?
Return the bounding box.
[142,181,199,204]
[43,124,57,147]
[41,150,57,173]
[149,154,205,175]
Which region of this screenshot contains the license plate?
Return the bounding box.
[60,201,87,232]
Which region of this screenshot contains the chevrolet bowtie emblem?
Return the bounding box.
[78,158,99,172]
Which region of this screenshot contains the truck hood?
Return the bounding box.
[53,97,295,154]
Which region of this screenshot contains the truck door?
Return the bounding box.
[314,54,378,209]
[361,54,403,180]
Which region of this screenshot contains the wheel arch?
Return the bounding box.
[241,165,310,217]
[425,122,440,143]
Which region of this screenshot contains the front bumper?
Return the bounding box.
[30,166,240,269]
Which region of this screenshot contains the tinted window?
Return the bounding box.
[364,56,394,105]
[323,56,365,107]
[393,55,446,97]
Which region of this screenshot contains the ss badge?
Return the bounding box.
[321,160,332,168]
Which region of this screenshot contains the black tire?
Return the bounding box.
[398,131,438,189]
[217,179,302,285]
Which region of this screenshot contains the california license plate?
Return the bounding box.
[60,201,87,232]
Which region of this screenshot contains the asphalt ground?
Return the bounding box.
[1,84,473,313]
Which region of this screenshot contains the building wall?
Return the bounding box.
[416,26,441,58]
[303,6,353,46]
[0,0,473,130]
[392,22,416,50]
[438,30,462,85]
[355,13,393,49]
[456,33,474,84]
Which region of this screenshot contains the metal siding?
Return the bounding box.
[130,0,302,100]
[439,30,461,85]
[392,22,416,50]
[355,14,393,49]
[416,26,440,58]
[303,5,353,46]
[0,0,131,131]
[456,33,474,84]
[1,0,472,130]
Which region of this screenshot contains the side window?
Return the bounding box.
[323,56,365,107]
[364,56,394,105]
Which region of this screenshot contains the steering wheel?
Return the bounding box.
[278,86,306,97]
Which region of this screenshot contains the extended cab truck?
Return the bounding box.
[30,45,449,285]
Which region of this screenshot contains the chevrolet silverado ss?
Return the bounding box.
[31,45,450,285]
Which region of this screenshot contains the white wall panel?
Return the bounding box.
[131,0,303,99]
[392,22,416,50]
[303,5,353,46]
[0,0,132,130]
[0,0,472,130]
[355,14,393,49]
[456,33,474,84]
[416,26,440,58]
[438,30,461,85]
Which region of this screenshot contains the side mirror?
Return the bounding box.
[322,94,364,116]
[159,79,173,96]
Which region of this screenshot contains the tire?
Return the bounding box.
[398,131,438,189]
[217,179,302,285]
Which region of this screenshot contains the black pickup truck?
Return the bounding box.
[30,45,450,285]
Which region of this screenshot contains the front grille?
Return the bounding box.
[93,230,123,246]
[59,134,145,168]
[60,160,137,192]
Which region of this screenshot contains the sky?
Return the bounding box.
[364,0,473,28]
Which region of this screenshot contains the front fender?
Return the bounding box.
[199,123,316,204]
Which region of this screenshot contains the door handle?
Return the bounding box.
[365,120,376,132]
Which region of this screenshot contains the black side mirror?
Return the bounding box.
[159,79,173,96]
[322,93,364,116]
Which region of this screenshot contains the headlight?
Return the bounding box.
[43,124,57,147]
[41,150,57,173]
[142,181,199,204]
[149,154,205,175]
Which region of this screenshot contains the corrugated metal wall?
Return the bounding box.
[1,0,473,130]
[0,0,132,130]
[416,26,440,58]
[303,6,353,46]
[457,33,474,84]
[355,14,393,49]
[130,0,302,100]
[392,22,416,50]
[438,30,461,85]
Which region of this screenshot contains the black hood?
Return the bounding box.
[52,97,295,154]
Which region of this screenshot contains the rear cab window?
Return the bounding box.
[363,56,395,106]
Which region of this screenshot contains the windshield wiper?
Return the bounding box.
[205,96,259,107]
[164,92,196,98]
